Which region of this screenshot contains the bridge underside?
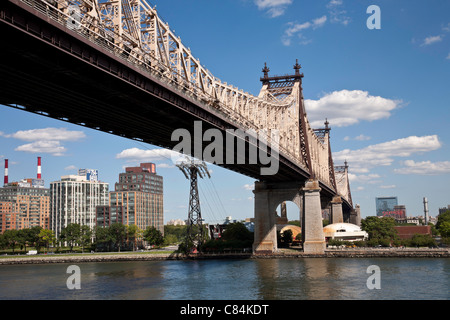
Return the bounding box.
[0,0,335,190]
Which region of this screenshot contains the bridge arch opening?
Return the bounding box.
[275,200,302,247]
[275,201,301,225]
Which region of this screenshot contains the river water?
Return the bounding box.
[0,258,448,300]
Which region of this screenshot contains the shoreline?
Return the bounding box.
[0,248,448,265]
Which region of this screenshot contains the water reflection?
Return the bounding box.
[80,261,167,299]
[254,258,353,299]
[0,258,448,300]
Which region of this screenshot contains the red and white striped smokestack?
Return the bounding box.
[4,159,8,185]
[37,156,42,179]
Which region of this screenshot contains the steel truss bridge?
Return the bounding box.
[0,0,355,225]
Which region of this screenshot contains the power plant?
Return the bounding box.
[0,156,49,231]
[3,156,44,188]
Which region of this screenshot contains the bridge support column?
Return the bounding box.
[302,180,325,254]
[330,196,344,224]
[252,181,303,254]
[252,182,278,254]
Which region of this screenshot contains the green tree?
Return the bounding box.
[0,232,7,251]
[60,223,81,251]
[279,229,293,247]
[27,226,43,252]
[2,229,19,253]
[361,216,398,245]
[39,229,56,253]
[178,238,195,254]
[109,223,127,252]
[143,226,164,247]
[221,222,253,243]
[164,225,188,242]
[219,222,253,250]
[436,210,450,238]
[438,221,450,238]
[410,234,436,247]
[94,226,113,252]
[127,224,142,251]
[16,229,29,251]
[163,234,178,246]
[79,225,92,253]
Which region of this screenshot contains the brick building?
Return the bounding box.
[97,163,164,234]
[394,226,432,239]
[0,182,50,232]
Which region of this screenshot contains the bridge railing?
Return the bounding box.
[16,0,358,191]
[16,0,314,174]
[18,0,259,129]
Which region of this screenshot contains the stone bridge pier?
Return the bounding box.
[252,179,327,254]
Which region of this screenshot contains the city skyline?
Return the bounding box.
[1,0,450,223]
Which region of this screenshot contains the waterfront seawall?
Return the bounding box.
[0,248,449,265]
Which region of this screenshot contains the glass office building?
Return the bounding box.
[375,196,398,217]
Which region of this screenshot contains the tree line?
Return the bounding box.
[0,223,166,254]
[2,211,449,254]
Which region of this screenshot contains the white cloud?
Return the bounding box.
[327,0,343,7]
[394,160,450,175]
[344,134,371,141]
[285,21,311,37]
[326,0,350,25]
[443,22,450,32]
[282,16,327,46]
[380,185,396,189]
[304,89,401,128]
[421,35,443,46]
[116,147,183,164]
[348,173,381,184]
[64,165,77,171]
[2,127,85,141]
[1,127,85,156]
[254,0,292,8]
[355,134,371,141]
[243,183,254,191]
[312,16,327,29]
[15,141,66,156]
[446,53,450,60]
[281,37,291,46]
[334,135,441,173]
[254,0,292,18]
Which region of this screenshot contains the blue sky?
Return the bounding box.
[1,0,449,223]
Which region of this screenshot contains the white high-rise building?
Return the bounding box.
[50,174,109,238]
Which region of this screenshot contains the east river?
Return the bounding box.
[0,257,448,300]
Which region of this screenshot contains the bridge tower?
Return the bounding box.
[253,61,327,254]
[176,159,210,252]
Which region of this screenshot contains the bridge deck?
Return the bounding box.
[0,0,350,209]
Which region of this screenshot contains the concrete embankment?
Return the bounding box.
[0,248,448,265]
[281,248,450,258]
[0,253,178,265]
